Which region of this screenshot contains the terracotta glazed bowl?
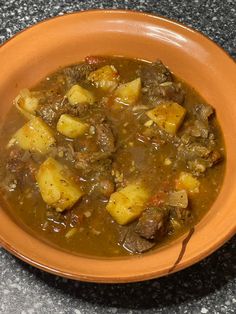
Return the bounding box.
[0,10,235,283]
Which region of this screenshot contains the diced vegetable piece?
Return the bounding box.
[88,65,119,91]
[12,117,55,154]
[14,88,39,119]
[114,78,141,105]
[167,190,188,208]
[146,101,186,134]
[36,157,84,212]
[176,172,200,193]
[106,183,149,225]
[57,114,89,139]
[66,84,94,105]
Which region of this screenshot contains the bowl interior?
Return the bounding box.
[0,10,235,282]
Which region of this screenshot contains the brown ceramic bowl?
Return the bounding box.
[0,10,235,283]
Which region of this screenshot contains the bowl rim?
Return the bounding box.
[1,9,235,63]
[0,9,235,283]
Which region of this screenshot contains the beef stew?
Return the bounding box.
[0,56,225,257]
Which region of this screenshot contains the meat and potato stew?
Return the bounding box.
[0,56,225,257]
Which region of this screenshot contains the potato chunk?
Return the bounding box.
[66,84,94,105]
[14,89,39,119]
[12,117,55,154]
[106,183,149,225]
[57,114,89,139]
[176,172,200,193]
[36,157,84,212]
[146,102,186,134]
[88,65,119,91]
[114,78,141,105]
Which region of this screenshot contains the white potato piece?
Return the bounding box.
[114,78,141,105]
[146,101,186,134]
[14,88,39,119]
[88,65,119,91]
[57,114,89,139]
[12,117,55,154]
[106,183,149,225]
[36,157,84,212]
[66,84,94,105]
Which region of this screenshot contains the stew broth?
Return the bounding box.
[0,57,225,257]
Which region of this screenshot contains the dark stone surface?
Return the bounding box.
[0,0,235,58]
[0,1,235,313]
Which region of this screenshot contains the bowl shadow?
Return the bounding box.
[13,235,236,310]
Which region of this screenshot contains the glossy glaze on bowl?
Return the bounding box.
[0,10,235,283]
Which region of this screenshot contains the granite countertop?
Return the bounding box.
[0,1,235,313]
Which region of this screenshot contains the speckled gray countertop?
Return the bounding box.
[0,1,235,313]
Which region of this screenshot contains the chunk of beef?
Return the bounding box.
[187,150,222,176]
[139,61,184,105]
[182,103,213,140]
[185,120,209,139]
[178,137,222,176]
[37,97,88,125]
[7,149,26,174]
[194,103,214,122]
[178,101,222,175]
[95,123,115,153]
[122,226,155,253]
[170,206,193,224]
[208,149,222,165]
[62,63,97,88]
[178,142,211,161]
[73,121,115,197]
[139,60,172,86]
[143,81,185,106]
[66,102,89,117]
[135,207,169,240]
[159,82,185,104]
[37,101,63,125]
[53,144,76,163]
